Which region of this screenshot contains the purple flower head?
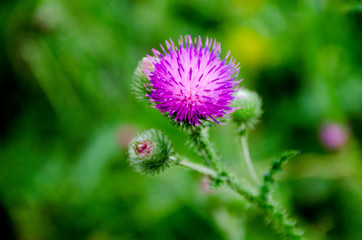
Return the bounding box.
[145,35,241,126]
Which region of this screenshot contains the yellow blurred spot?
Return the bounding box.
[231,0,264,12]
[227,27,270,69]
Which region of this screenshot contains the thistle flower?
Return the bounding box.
[144,35,241,126]
[128,129,175,175]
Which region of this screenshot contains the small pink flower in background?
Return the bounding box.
[319,122,349,150]
[145,35,241,126]
[117,125,138,149]
[200,176,214,194]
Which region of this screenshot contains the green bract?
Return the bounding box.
[231,89,262,127]
[128,129,174,175]
[132,57,154,104]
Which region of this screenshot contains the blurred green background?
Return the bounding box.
[0,0,361,239]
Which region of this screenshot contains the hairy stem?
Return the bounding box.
[226,176,302,240]
[175,155,302,240]
[186,126,302,239]
[260,150,300,201]
[189,127,219,171]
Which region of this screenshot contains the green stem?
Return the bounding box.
[190,127,219,171]
[225,175,260,204]
[175,157,302,240]
[177,160,217,177]
[186,125,302,239]
[240,134,259,184]
[226,176,302,240]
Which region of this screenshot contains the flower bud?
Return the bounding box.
[128,129,174,175]
[231,89,262,127]
[132,57,155,103]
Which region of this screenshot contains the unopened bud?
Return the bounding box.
[132,57,155,103]
[128,129,174,175]
[231,89,262,127]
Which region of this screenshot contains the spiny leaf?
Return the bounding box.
[260,150,300,200]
